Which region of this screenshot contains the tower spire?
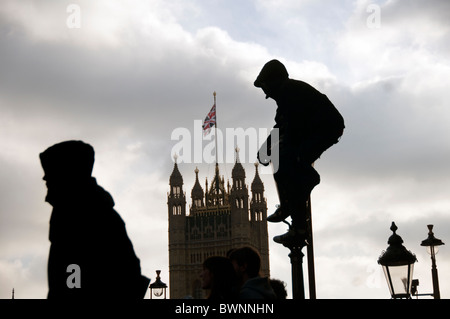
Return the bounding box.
[191,167,204,208]
[251,162,264,192]
[232,146,245,180]
[169,153,183,187]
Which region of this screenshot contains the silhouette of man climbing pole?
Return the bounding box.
[255,60,344,245]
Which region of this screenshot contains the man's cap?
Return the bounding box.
[40,140,95,179]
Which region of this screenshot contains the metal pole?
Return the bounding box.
[431,248,441,299]
[282,203,308,299]
[306,196,316,299]
[289,246,305,299]
[213,91,218,166]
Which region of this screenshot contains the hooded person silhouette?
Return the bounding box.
[255,60,344,244]
[228,247,276,300]
[40,140,150,299]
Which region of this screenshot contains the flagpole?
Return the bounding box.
[213,91,218,166]
[213,91,220,212]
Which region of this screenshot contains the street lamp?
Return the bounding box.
[149,270,168,299]
[420,224,444,299]
[378,222,417,299]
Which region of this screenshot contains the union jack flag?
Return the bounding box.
[202,104,216,136]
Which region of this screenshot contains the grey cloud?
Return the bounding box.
[1,0,450,299]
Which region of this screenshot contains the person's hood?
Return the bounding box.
[254,59,289,99]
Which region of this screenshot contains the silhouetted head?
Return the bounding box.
[269,278,287,299]
[229,246,261,280]
[254,59,289,99]
[201,256,237,299]
[40,140,95,184]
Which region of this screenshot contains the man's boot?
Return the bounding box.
[267,180,292,223]
[273,228,308,246]
[273,201,308,245]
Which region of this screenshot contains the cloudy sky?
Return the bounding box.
[1,0,450,299]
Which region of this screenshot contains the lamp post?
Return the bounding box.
[378,222,417,299]
[420,225,444,299]
[149,270,168,299]
[277,220,307,299]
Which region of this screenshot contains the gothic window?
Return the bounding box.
[236,198,244,208]
[204,225,213,239]
[217,224,227,238]
[191,227,200,240]
[173,186,181,197]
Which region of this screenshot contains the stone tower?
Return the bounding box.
[167,150,270,299]
[167,156,187,299]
